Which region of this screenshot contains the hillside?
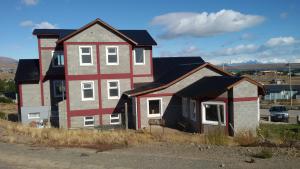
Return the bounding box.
[0,56,18,80]
[223,63,300,72]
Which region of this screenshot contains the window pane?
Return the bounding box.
[135,48,144,63]
[109,88,119,97]
[205,104,224,123]
[85,121,94,125]
[111,114,119,118]
[81,47,90,54]
[84,89,93,98]
[109,82,118,87]
[111,119,120,123]
[108,47,116,53]
[29,112,40,118]
[149,100,160,115]
[82,55,91,63]
[85,116,94,120]
[83,83,92,89]
[108,55,117,63]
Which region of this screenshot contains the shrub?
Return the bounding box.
[235,131,258,146]
[0,97,13,103]
[0,112,7,120]
[205,128,228,145]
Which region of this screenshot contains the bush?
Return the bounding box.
[0,97,13,103]
[205,128,228,145]
[0,112,7,120]
[235,131,258,146]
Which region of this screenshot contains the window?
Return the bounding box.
[84,116,94,126]
[201,102,226,125]
[106,46,118,65]
[110,113,121,124]
[52,51,64,67]
[147,98,162,118]
[81,81,95,101]
[134,48,145,65]
[182,97,188,118]
[28,112,40,119]
[79,46,93,66]
[107,80,120,99]
[53,80,65,98]
[190,100,197,121]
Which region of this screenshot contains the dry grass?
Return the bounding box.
[0,103,17,114]
[0,120,235,149]
[234,131,258,146]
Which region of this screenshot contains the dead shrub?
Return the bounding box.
[235,131,258,146]
[205,128,229,145]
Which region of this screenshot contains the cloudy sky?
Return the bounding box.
[0,0,299,64]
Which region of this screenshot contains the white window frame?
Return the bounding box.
[84,116,95,127]
[28,112,40,119]
[51,51,64,67]
[107,80,120,99]
[147,98,163,118]
[81,81,95,101]
[201,101,226,125]
[190,99,197,121]
[106,46,119,65]
[79,46,93,66]
[182,97,188,118]
[53,80,65,98]
[110,113,121,125]
[133,48,145,65]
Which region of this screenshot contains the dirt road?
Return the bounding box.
[0,142,299,169]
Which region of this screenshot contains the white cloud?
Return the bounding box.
[265,36,297,47]
[34,21,57,29]
[160,45,201,57]
[20,20,34,27]
[280,12,288,19]
[22,0,39,6]
[151,9,265,39]
[216,44,258,56]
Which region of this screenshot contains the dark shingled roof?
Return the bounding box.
[32,29,157,46]
[176,76,243,98]
[125,57,206,96]
[15,59,40,83]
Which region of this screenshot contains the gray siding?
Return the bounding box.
[68,80,99,110]
[133,76,153,83]
[22,83,41,107]
[133,48,152,75]
[70,115,100,128]
[67,45,97,75]
[99,45,130,74]
[58,100,67,128]
[40,37,58,48]
[101,79,131,108]
[21,106,51,125]
[66,24,125,43]
[43,80,51,106]
[233,81,259,133]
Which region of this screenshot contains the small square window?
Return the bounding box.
[134,48,145,65]
[79,46,93,66]
[110,113,121,125]
[28,112,40,119]
[84,116,94,126]
[106,46,119,65]
[202,102,226,125]
[81,81,95,101]
[107,80,120,99]
[147,98,162,118]
[52,51,64,67]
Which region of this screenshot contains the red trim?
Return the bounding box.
[18,84,23,107]
[140,93,174,97]
[150,47,154,77]
[96,44,103,125]
[137,96,141,129]
[40,47,56,50]
[129,45,134,89]
[102,73,131,79]
[216,97,258,102]
[64,43,71,128]
[69,109,99,116]
[64,42,129,45]
[38,38,44,106]
[102,108,116,114]
[67,74,98,80]
[66,73,131,80]
[133,74,152,77]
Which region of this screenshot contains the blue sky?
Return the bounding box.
[0,0,299,64]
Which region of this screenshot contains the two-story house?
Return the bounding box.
[15,18,264,135]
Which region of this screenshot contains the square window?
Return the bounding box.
[84,116,94,126]
[107,80,120,99]
[106,46,119,65]
[79,46,93,66]
[134,48,145,65]
[202,102,226,125]
[110,113,121,125]
[147,98,162,117]
[53,80,65,98]
[28,112,40,119]
[52,51,64,67]
[81,81,95,101]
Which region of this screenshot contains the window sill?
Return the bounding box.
[202,121,226,126]
[81,98,95,101]
[79,64,94,66]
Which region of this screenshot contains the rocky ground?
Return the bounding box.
[0,141,299,169]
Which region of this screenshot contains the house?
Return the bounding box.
[15,18,264,135]
[263,85,300,101]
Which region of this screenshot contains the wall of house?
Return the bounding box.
[40,37,58,48]
[132,47,152,75]
[233,81,259,134]
[68,80,99,111]
[133,76,153,83]
[20,106,51,125]
[22,83,41,106]
[58,100,67,128]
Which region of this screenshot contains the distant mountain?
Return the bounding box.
[0,56,18,69]
[222,62,300,72]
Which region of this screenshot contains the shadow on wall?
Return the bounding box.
[162,95,182,129]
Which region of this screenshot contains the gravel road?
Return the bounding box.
[0,142,299,169]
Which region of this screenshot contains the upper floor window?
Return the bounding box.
[134,48,145,65]
[53,80,65,98]
[52,51,64,67]
[79,46,93,66]
[81,81,95,101]
[107,80,120,99]
[106,46,119,65]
